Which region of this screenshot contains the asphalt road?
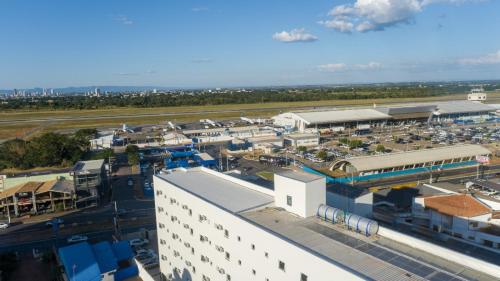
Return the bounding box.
[4,97,493,124]
[0,153,156,254]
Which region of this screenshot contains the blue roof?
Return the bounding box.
[91,242,118,274]
[58,242,101,281]
[111,241,134,261]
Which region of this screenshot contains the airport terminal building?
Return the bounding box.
[273,101,496,132]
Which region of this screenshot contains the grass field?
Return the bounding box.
[1,92,499,141]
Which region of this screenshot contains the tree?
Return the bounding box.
[297,146,307,153]
[0,132,84,170]
[128,153,139,166]
[348,139,363,149]
[125,145,139,154]
[316,150,328,160]
[375,144,385,153]
[126,145,140,166]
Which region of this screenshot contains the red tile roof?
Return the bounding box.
[424,194,491,218]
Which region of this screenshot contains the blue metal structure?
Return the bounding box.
[58,241,138,281]
[302,160,479,183]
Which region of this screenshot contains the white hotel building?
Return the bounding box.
[153,167,499,281]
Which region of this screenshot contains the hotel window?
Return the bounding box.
[224,229,229,238]
[278,261,285,271]
[252,269,256,275]
[301,273,308,281]
[287,195,293,206]
[251,244,255,250]
[225,252,230,261]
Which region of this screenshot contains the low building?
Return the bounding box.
[58,241,138,281]
[163,132,192,146]
[0,179,74,217]
[467,88,487,102]
[90,134,115,150]
[412,193,500,249]
[284,133,320,149]
[194,152,216,168]
[247,135,283,151]
[70,159,106,207]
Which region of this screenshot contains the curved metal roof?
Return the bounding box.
[294,109,391,125]
[334,144,491,172]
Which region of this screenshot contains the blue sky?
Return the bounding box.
[1,0,500,88]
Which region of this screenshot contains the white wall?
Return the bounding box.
[378,226,500,278]
[154,175,362,281]
[326,192,373,218]
[274,174,325,218]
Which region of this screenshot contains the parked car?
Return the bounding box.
[135,250,155,261]
[46,218,64,227]
[0,222,9,229]
[129,238,149,247]
[67,235,88,243]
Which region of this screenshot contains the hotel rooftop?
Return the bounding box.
[157,167,500,281]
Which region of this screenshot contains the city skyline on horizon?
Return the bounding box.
[1,0,500,89]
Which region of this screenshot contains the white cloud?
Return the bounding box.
[354,62,383,70]
[113,15,133,25]
[459,50,500,65]
[272,28,318,43]
[318,19,354,33]
[318,63,348,72]
[318,62,382,72]
[322,0,479,33]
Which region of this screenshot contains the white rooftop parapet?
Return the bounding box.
[378,226,500,278]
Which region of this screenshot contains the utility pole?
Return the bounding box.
[113,201,121,240]
[219,145,223,171]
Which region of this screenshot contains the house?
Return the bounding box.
[284,133,320,149]
[412,193,500,249]
[58,241,138,281]
[0,179,74,217]
[70,160,106,207]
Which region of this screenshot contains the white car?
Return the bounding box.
[0,222,9,229]
[129,238,149,247]
[67,235,88,243]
